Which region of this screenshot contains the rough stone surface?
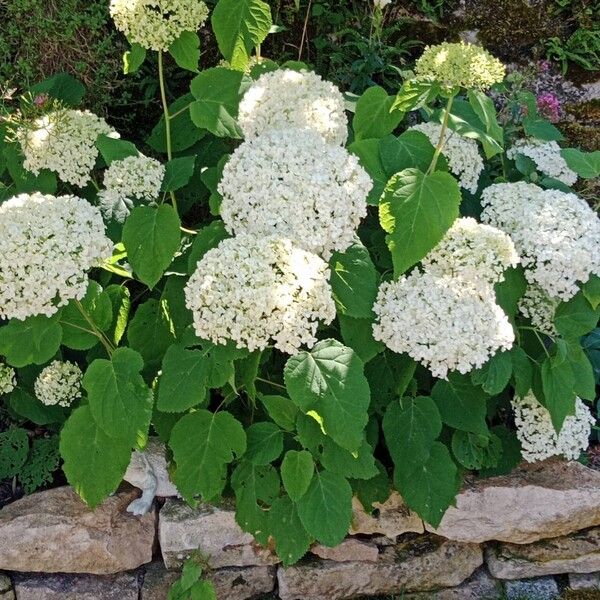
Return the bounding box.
[0,574,14,600]
[124,437,178,498]
[0,486,156,574]
[504,576,559,600]
[569,571,600,590]
[405,567,502,599]
[349,492,424,537]
[311,539,379,563]
[159,499,279,569]
[486,527,600,579]
[277,535,483,600]
[427,461,600,544]
[141,561,276,600]
[12,571,140,600]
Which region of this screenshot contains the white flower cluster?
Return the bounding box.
[185,235,336,354]
[238,69,348,145]
[0,193,112,321]
[422,217,519,284]
[372,271,514,379]
[34,360,83,407]
[481,182,600,301]
[99,154,165,222]
[410,121,484,193]
[110,0,209,51]
[518,285,559,336]
[507,139,577,186]
[512,392,594,462]
[374,0,392,7]
[0,364,16,396]
[219,128,371,258]
[18,109,115,187]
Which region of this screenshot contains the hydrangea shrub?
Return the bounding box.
[0,2,599,570]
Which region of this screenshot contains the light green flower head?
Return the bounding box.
[415,41,505,92]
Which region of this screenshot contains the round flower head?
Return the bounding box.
[410,122,484,193]
[507,139,577,186]
[0,193,112,321]
[481,182,600,300]
[372,270,514,379]
[34,360,83,407]
[219,128,372,259]
[0,364,16,396]
[518,285,558,336]
[185,235,336,354]
[110,0,209,51]
[99,154,165,222]
[415,42,505,91]
[422,217,519,284]
[238,69,348,145]
[512,392,594,462]
[18,109,115,187]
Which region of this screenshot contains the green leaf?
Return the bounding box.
[170,409,246,502]
[365,351,416,415]
[268,496,312,566]
[0,428,29,479]
[348,138,387,205]
[0,313,62,367]
[353,86,403,140]
[583,275,600,310]
[231,461,279,544]
[320,437,378,480]
[554,292,599,339]
[169,31,200,72]
[259,394,298,431]
[541,354,576,431]
[523,117,563,141]
[83,348,153,444]
[187,220,230,274]
[480,425,522,477]
[281,450,314,501]
[245,422,283,465]
[123,205,181,288]
[8,388,66,426]
[471,351,512,395]
[159,342,238,412]
[338,315,384,364]
[350,460,391,510]
[60,282,112,350]
[394,441,459,528]
[379,168,461,276]
[211,0,272,70]
[380,130,441,175]
[467,90,503,143]
[297,470,352,547]
[96,135,138,165]
[127,299,176,365]
[452,430,501,470]
[31,73,85,106]
[391,79,439,113]
[383,396,441,474]
[162,156,196,192]
[329,242,378,319]
[284,340,370,453]
[19,436,61,495]
[432,375,488,435]
[511,346,533,397]
[560,148,600,179]
[105,285,131,346]
[494,267,527,317]
[123,43,146,74]
[190,68,247,138]
[147,94,204,153]
[60,406,131,508]
[565,341,596,400]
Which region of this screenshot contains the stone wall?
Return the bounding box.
[1,461,600,599]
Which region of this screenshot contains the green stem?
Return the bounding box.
[75,300,115,356]
[168,102,192,121]
[256,377,287,390]
[518,326,552,358]
[427,94,455,175]
[158,50,179,217]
